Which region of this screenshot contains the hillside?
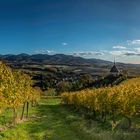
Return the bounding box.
[0,53,111,66]
[0,53,140,76]
[0,56,139,140]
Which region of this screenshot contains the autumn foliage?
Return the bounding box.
[62,78,140,128]
[0,62,40,124]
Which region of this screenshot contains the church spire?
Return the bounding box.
[110,58,119,75]
[114,58,116,65]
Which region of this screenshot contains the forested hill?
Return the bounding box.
[0,53,112,66]
[0,53,140,76]
[0,53,140,67]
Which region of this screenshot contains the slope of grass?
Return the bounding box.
[0,98,92,140]
[0,98,139,140]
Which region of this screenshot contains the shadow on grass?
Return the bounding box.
[25,99,88,140]
[8,98,139,140]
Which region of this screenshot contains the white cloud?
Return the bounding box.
[109,50,124,56]
[34,49,54,54]
[127,40,140,45]
[124,52,139,56]
[72,51,104,57]
[62,42,68,46]
[109,40,140,56]
[134,48,140,53]
[112,46,126,49]
[109,50,140,56]
[72,49,140,58]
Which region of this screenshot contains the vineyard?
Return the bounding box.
[0,63,40,125]
[62,78,140,130]
[0,62,140,139]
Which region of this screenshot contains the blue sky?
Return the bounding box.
[0,0,140,63]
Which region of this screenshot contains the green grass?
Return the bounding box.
[0,98,139,140]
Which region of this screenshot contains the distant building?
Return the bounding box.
[110,60,119,76]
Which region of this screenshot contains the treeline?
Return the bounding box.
[32,68,127,94]
[33,72,93,92]
[62,78,140,129]
[0,63,41,125]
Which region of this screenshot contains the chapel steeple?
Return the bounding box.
[110,59,119,76]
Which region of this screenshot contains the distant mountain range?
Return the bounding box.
[0,53,140,68]
[0,53,140,76]
[0,53,111,66]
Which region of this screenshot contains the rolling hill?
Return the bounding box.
[0,53,140,76]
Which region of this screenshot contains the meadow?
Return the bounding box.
[0,97,139,140]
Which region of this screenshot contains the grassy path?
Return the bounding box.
[0,98,93,140]
[0,98,139,140]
